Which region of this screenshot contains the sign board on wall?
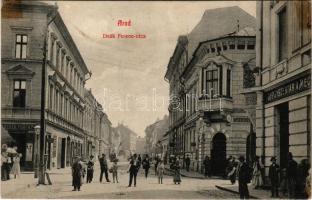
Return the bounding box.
[264,74,311,103]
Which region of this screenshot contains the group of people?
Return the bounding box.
[225,152,311,199]
[1,145,21,181]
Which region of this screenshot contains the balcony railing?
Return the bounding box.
[197,97,233,111]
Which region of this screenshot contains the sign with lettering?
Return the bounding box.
[264,74,311,103]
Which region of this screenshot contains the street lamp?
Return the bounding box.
[34,125,40,179]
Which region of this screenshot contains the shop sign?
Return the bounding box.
[264,74,311,103]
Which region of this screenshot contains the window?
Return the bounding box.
[50,37,55,63]
[13,80,26,107]
[56,44,60,68]
[229,41,235,49]
[237,40,246,50]
[15,34,27,59]
[226,69,231,97]
[247,41,255,50]
[278,7,287,61]
[222,42,228,51]
[210,44,215,53]
[49,85,53,110]
[216,43,222,52]
[205,70,218,97]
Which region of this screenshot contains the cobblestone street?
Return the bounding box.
[3,163,238,199]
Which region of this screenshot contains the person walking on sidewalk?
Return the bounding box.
[142,155,150,178]
[269,156,279,198]
[99,154,110,183]
[286,152,298,198]
[10,153,21,179]
[203,156,211,178]
[173,158,181,184]
[72,157,83,191]
[252,156,263,189]
[185,155,191,172]
[237,156,250,199]
[111,160,119,183]
[154,156,159,176]
[86,155,94,183]
[128,154,140,187]
[157,160,165,184]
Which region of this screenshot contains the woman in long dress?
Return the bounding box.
[252,156,263,189]
[173,159,181,184]
[11,153,21,178]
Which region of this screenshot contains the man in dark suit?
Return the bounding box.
[237,156,250,199]
[287,152,298,198]
[99,154,110,183]
[269,156,279,197]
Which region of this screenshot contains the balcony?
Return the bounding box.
[197,97,233,112]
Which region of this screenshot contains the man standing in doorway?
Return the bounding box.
[99,154,110,183]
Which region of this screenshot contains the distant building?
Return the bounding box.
[114,123,137,157]
[135,136,146,155]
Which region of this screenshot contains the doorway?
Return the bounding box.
[246,132,256,165]
[211,132,226,175]
[61,138,66,168]
[277,103,289,169]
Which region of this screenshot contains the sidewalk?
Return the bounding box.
[164,165,206,179]
[1,172,38,197]
[215,182,272,199]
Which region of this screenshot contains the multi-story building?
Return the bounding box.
[135,136,146,155]
[255,0,311,181]
[99,112,112,156]
[1,1,112,170]
[165,6,256,175]
[115,123,137,157]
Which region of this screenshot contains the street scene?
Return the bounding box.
[1,0,311,199]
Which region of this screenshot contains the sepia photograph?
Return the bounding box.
[1,0,311,199]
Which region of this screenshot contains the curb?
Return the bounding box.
[215,185,258,199]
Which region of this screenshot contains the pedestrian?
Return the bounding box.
[203,156,211,178]
[86,155,94,183]
[111,160,119,183]
[72,157,83,191]
[252,156,263,189]
[128,154,139,187]
[286,152,298,198]
[268,156,279,198]
[1,149,10,181]
[10,153,21,179]
[279,168,288,197]
[228,157,237,184]
[237,156,250,199]
[157,160,165,184]
[99,154,110,183]
[138,154,142,167]
[154,156,159,176]
[296,159,310,198]
[173,158,181,184]
[142,155,150,178]
[185,155,191,172]
[305,168,311,199]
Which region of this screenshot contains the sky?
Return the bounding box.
[54,1,256,137]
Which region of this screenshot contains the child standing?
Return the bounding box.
[10,153,21,179]
[157,160,165,184]
[112,160,118,183]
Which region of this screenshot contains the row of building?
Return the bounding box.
[1,2,112,170]
[163,1,311,182]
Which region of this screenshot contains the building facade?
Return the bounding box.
[115,123,137,158]
[1,1,112,170]
[165,6,257,175]
[255,0,311,180]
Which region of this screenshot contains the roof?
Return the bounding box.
[186,6,255,60]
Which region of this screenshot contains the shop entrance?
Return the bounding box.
[277,103,289,169]
[211,132,226,175]
[246,131,256,165]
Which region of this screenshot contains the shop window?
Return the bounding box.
[15,34,27,59]
[13,80,26,107]
[278,7,287,62]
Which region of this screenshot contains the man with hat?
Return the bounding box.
[237,156,250,199]
[269,156,280,197]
